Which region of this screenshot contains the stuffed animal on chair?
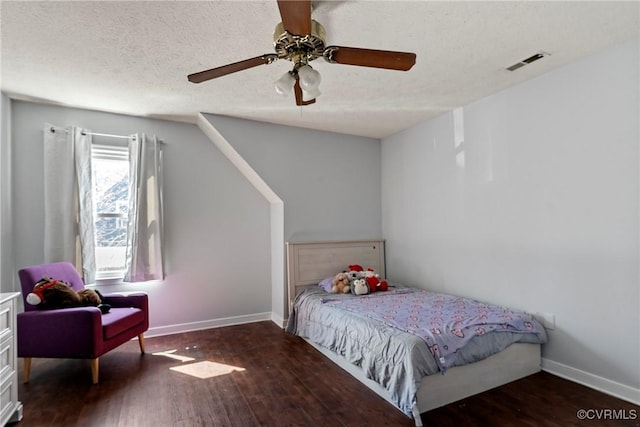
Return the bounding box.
[26,276,111,313]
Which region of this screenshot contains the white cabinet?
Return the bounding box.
[0,293,22,426]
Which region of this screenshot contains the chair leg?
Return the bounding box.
[91,358,99,384]
[138,333,145,354]
[23,358,31,383]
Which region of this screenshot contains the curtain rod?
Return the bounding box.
[81,131,135,140]
[49,127,135,140]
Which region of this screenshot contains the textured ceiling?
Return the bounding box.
[1,1,638,139]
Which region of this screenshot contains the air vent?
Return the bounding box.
[506,52,549,71]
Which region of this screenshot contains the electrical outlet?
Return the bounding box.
[536,312,556,330]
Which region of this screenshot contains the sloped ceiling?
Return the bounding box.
[1,1,638,138]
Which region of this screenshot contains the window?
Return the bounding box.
[91,144,130,280]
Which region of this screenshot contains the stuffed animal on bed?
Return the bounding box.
[351,278,369,295]
[331,272,351,294]
[26,276,111,313]
[345,264,365,281]
[364,268,389,292]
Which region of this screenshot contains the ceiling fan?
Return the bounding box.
[187,0,416,106]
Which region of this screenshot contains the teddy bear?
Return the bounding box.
[331,272,351,294]
[27,276,111,313]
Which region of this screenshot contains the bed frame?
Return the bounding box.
[286,239,542,427]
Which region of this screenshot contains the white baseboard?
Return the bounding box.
[271,313,286,329]
[145,312,274,338]
[542,358,640,406]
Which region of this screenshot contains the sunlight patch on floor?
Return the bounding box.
[152,349,196,362]
[170,361,246,379]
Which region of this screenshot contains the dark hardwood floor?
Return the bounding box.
[14,321,639,426]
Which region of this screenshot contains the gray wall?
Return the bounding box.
[0,93,13,292]
[9,101,272,333]
[382,38,639,399]
[6,101,384,334]
[204,114,382,242]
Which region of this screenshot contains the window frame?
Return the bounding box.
[91,142,130,282]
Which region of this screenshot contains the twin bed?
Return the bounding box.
[285,239,546,426]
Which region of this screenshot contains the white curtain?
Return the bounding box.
[43,124,96,282]
[124,133,164,282]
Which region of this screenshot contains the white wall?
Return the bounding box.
[382,37,639,402]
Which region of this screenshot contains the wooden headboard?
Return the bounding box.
[286,239,385,309]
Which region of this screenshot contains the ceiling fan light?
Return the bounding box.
[298,65,321,91]
[274,72,295,96]
[302,87,321,102]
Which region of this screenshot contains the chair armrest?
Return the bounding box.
[101,292,149,332]
[100,292,148,310]
[17,308,104,358]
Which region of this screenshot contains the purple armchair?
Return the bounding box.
[17,262,149,384]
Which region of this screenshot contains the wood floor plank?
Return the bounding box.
[14,321,639,426]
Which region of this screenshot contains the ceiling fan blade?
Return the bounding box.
[325,46,416,71]
[294,75,315,106]
[277,0,312,36]
[188,54,278,83]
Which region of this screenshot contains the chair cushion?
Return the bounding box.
[102,307,145,340]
